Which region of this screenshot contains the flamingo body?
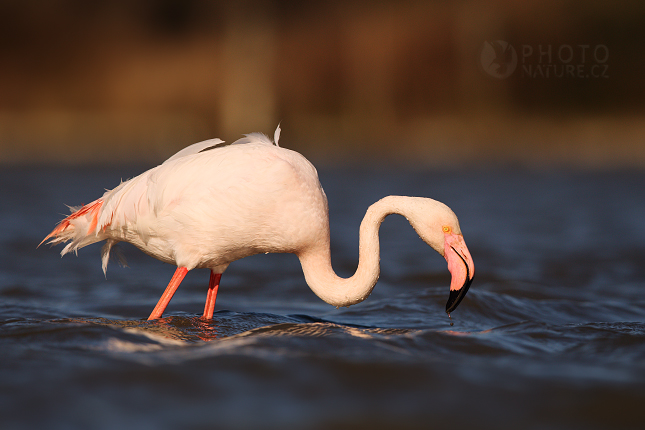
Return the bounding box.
[42,126,475,319]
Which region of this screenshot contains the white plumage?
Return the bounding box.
[42,125,474,320]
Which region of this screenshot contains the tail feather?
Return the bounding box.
[101,239,127,275]
[40,199,105,255]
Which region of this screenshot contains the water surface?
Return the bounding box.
[1,166,644,429]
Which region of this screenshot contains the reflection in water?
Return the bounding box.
[67,314,415,346]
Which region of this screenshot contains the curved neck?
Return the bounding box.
[297,196,405,308]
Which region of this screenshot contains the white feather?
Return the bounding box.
[231,132,274,146]
[101,239,127,275]
[274,123,281,147]
[162,138,225,165]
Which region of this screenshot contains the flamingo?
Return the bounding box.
[41,125,474,320]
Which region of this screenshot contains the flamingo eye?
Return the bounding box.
[443,226,451,233]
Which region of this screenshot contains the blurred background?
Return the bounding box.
[0,0,643,167]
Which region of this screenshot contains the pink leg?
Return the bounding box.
[202,271,222,320]
[148,267,188,320]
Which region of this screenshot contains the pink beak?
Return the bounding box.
[444,232,475,314]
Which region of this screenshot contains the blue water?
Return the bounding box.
[1,165,645,429]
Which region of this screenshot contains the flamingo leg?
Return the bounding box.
[148,267,188,320]
[202,271,222,320]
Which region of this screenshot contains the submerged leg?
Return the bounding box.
[202,271,222,320]
[148,267,189,320]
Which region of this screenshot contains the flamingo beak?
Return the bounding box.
[444,232,475,314]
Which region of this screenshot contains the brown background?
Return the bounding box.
[0,0,643,167]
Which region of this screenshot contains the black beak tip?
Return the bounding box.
[445,276,474,314]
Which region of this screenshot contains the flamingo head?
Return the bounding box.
[405,197,475,315]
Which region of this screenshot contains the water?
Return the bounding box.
[1,165,645,430]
